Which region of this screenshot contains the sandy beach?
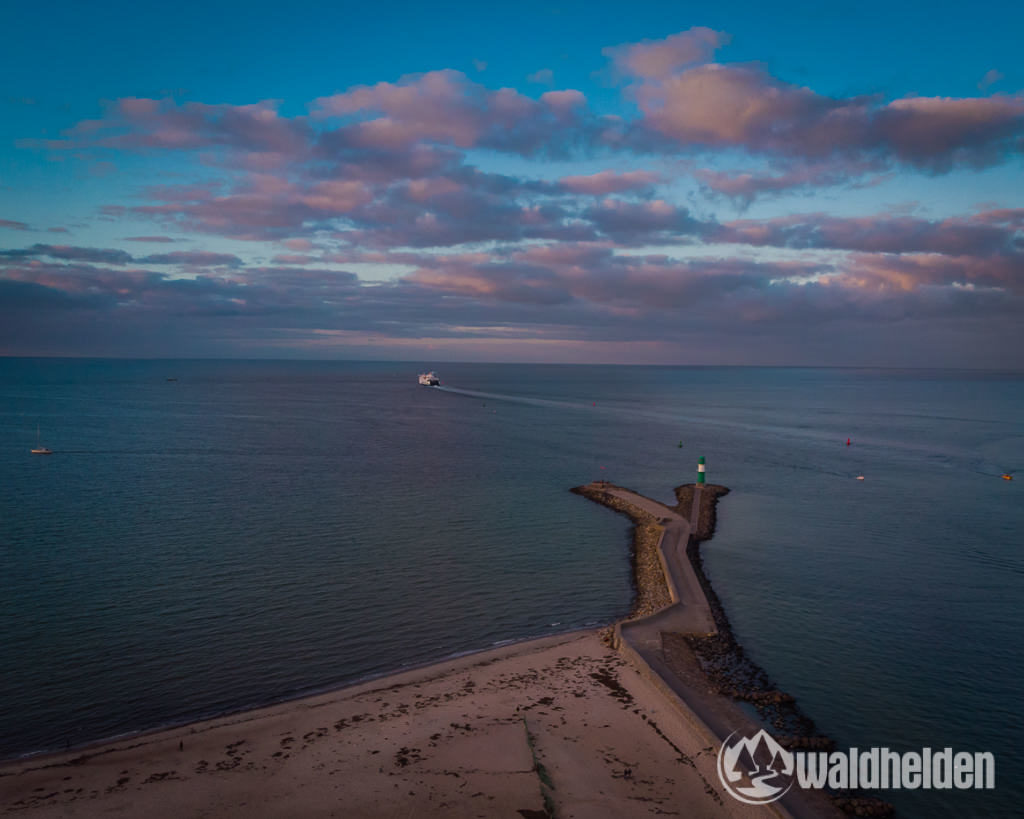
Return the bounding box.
[0,481,863,818]
[1,630,780,818]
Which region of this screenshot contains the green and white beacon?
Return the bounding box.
[697,455,706,485]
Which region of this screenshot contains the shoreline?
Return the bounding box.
[1,631,591,772]
[0,630,775,818]
[2,479,869,818]
[0,625,600,766]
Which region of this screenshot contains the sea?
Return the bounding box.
[1,359,1021,817]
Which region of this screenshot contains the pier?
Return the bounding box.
[572,478,855,819]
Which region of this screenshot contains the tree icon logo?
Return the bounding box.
[717,729,796,804]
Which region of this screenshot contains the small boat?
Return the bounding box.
[418,372,440,386]
[1002,474,1013,481]
[31,424,52,455]
[856,475,865,481]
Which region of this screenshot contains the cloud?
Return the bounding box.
[694,160,886,205]
[312,69,594,157]
[0,278,102,311]
[527,69,554,85]
[714,209,1024,258]
[34,98,313,162]
[604,28,730,78]
[124,174,374,239]
[139,251,243,266]
[834,252,1023,293]
[6,30,1024,366]
[628,61,1024,170]
[978,69,1004,90]
[2,236,1021,366]
[560,170,660,194]
[584,198,707,244]
[280,238,316,251]
[0,244,133,264]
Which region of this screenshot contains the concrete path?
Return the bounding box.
[599,486,716,637]
[581,483,841,819]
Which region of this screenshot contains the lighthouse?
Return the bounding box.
[697,455,705,486]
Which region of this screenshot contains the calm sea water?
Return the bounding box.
[1,360,1021,817]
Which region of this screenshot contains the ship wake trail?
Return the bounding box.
[435,385,597,413]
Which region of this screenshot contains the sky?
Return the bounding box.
[2,0,1023,366]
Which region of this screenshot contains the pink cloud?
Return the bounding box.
[313,70,494,147]
[605,28,730,78]
[0,244,133,264]
[403,177,464,202]
[539,90,585,111]
[299,179,374,213]
[40,98,312,159]
[403,245,821,312]
[714,210,1024,258]
[968,208,1024,227]
[694,160,886,204]
[874,95,1024,167]
[560,170,660,194]
[836,252,1022,292]
[270,254,320,265]
[584,198,706,244]
[631,62,1024,169]
[280,238,316,251]
[312,70,593,156]
[0,219,30,230]
[139,251,243,267]
[128,174,373,239]
[978,69,1004,90]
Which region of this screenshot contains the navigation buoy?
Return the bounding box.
[697,456,705,485]
[846,438,851,446]
[678,440,683,448]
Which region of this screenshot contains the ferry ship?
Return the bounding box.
[418,372,440,386]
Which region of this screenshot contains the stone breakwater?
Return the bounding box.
[574,481,894,818]
[672,482,725,541]
[568,483,672,617]
[670,484,829,741]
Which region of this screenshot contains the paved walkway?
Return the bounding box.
[599,486,716,639]
[579,483,840,819]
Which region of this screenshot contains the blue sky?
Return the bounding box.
[2,1,1022,364]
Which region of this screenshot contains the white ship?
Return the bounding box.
[418,372,440,386]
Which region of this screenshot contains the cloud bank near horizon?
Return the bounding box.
[3,28,1023,365]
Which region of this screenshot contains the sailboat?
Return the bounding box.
[31,424,52,455]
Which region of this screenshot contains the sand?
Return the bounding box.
[0,631,781,818]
